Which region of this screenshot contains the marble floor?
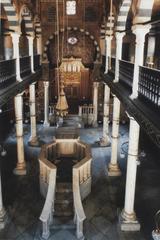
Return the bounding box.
[0,123,160,240]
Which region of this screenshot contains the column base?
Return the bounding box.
[28,137,40,147]
[119,210,140,231]
[13,162,27,176]
[43,122,50,127]
[0,208,8,230]
[152,230,160,240]
[99,136,110,147]
[107,163,121,176]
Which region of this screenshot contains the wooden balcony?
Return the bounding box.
[0,59,16,89]
[103,61,160,149]
[0,55,42,108]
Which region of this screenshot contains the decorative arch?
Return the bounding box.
[0,0,19,31]
[34,15,42,37]
[134,0,154,24]
[43,27,101,62]
[116,0,132,32]
[19,5,34,36]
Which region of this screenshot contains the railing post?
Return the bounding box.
[93,82,99,127]
[114,32,125,82]
[10,32,21,81]
[42,221,50,240]
[77,220,84,240]
[27,36,35,73]
[79,106,82,117]
[131,25,151,99]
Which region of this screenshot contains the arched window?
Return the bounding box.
[66,1,76,15]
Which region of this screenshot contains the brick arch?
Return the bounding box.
[43,27,101,62]
[19,5,34,36]
[1,0,19,31]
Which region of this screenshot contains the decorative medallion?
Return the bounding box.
[67,37,78,45]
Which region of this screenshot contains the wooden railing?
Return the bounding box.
[139,66,160,108]
[79,104,94,126]
[109,57,116,74]
[119,60,134,89]
[0,59,16,89]
[39,145,57,239]
[34,54,41,70]
[73,141,92,239]
[20,56,31,78]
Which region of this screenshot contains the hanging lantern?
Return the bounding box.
[56,75,68,117]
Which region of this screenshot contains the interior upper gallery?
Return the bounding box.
[0,0,160,239]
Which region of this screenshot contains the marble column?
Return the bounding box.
[120,116,140,231]
[131,25,151,99]
[0,170,7,229]
[146,35,156,67]
[105,36,112,73]
[28,83,39,146]
[100,84,110,146]
[43,81,50,127]
[27,36,35,73]
[10,32,21,81]
[13,94,26,175]
[108,95,121,176]
[114,32,125,82]
[93,82,99,127]
[37,35,42,64]
[4,35,13,60]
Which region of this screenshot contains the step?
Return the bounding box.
[56,183,72,193]
[55,192,73,204]
[51,217,76,230]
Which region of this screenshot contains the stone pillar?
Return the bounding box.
[10,32,21,81]
[27,36,35,73]
[13,94,26,175]
[44,81,50,127]
[120,116,140,231]
[28,83,39,146]
[108,95,121,176]
[37,35,42,64]
[114,32,125,82]
[4,35,13,60]
[0,170,7,229]
[131,25,151,99]
[105,36,112,73]
[100,84,110,146]
[93,82,99,127]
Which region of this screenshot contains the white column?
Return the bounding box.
[114,32,125,82]
[13,94,26,175]
[100,84,110,146]
[28,83,39,146]
[10,32,21,81]
[108,95,121,176]
[146,35,156,67]
[93,82,99,127]
[27,36,35,73]
[0,170,7,229]
[105,36,112,73]
[120,117,140,231]
[131,25,151,99]
[43,81,50,127]
[37,35,42,64]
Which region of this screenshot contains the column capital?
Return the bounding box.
[105,35,113,41]
[43,81,49,87]
[27,35,34,42]
[10,32,20,42]
[132,24,151,42]
[93,82,99,88]
[115,32,125,41]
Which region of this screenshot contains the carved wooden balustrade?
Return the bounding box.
[139,66,160,109]
[79,104,94,126]
[0,59,16,89]
[119,60,134,89]
[20,56,31,78]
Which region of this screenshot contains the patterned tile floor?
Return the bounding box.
[0,123,159,240]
